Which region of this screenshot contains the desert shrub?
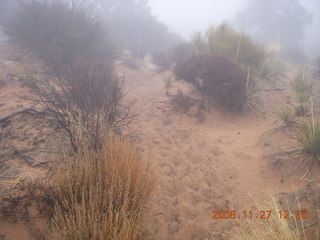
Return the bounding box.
[295,119,320,169]
[192,22,266,73]
[290,68,314,115]
[4,0,115,67]
[174,54,252,112]
[276,106,294,127]
[25,58,135,152]
[48,134,155,240]
[260,57,286,80]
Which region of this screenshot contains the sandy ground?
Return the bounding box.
[0,46,320,239]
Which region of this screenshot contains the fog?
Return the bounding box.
[149,0,247,39]
[150,0,320,62]
[0,0,319,62]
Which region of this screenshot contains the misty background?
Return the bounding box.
[0,0,319,63]
[149,0,319,62]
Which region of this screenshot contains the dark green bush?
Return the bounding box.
[174,54,251,112]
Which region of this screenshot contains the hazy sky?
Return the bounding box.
[149,0,247,39]
[149,0,319,60]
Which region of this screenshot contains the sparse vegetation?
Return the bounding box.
[295,119,320,169]
[48,135,155,240]
[192,22,266,73]
[276,106,295,127]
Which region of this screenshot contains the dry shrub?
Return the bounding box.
[192,22,265,73]
[174,54,250,112]
[4,0,115,66]
[25,58,135,152]
[48,134,155,240]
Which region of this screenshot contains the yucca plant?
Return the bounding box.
[295,119,320,168]
[260,57,286,80]
[243,68,264,112]
[290,70,314,95]
[276,106,294,127]
[290,68,314,116]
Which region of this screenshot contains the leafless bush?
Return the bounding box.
[4,0,115,67]
[24,58,136,152]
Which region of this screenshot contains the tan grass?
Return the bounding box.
[48,134,155,240]
[228,192,307,240]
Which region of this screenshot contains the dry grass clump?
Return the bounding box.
[48,134,155,240]
[4,0,114,66]
[192,22,265,73]
[228,193,307,240]
[295,119,320,169]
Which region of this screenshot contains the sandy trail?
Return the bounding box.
[0,50,318,239]
[118,62,310,239]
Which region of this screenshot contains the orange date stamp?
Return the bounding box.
[211,210,308,220]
